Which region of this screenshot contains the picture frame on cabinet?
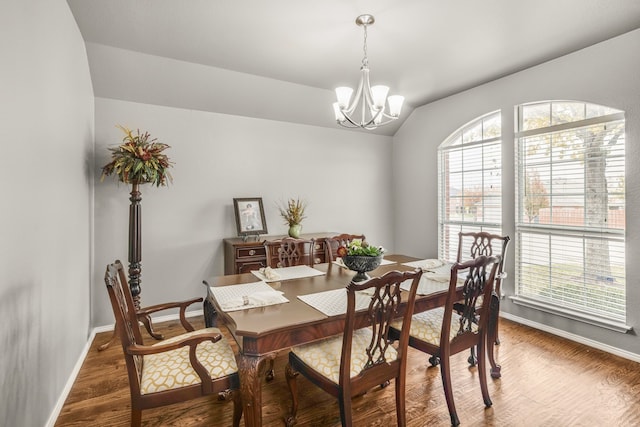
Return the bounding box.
[233,197,268,237]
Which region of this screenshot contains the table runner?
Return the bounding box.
[210,281,289,312]
[251,265,326,282]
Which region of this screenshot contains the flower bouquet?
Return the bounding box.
[337,240,385,282]
[100,125,173,186]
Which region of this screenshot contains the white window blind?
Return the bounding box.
[438,111,502,263]
[515,101,626,322]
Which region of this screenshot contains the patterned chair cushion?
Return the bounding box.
[391,307,478,346]
[291,328,397,384]
[140,327,238,395]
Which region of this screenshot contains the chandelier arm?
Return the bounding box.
[341,69,366,115]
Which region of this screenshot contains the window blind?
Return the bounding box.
[515,103,625,321]
[438,111,502,263]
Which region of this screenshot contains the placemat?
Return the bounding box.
[251,265,326,282]
[209,281,289,312]
[401,258,445,271]
[297,288,373,317]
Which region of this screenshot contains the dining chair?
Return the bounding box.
[284,268,423,427]
[265,237,315,268]
[456,231,510,377]
[104,260,242,427]
[390,255,500,427]
[324,233,366,262]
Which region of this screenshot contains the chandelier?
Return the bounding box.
[332,14,404,130]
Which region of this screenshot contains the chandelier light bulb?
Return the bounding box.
[335,87,354,108]
[387,95,405,117]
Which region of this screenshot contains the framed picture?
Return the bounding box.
[233,197,268,237]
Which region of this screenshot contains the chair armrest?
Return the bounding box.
[126,329,222,356]
[136,297,203,332]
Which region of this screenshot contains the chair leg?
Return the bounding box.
[478,336,493,408]
[131,408,142,427]
[467,346,477,367]
[284,363,299,426]
[395,376,407,427]
[429,355,440,367]
[440,356,460,427]
[487,294,502,378]
[231,389,243,427]
[338,390,353,427]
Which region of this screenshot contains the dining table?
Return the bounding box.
[202,254,466,427]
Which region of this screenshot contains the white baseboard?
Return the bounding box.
[45,328,97,427]
[500,312,640,363]
[45,309,204,427]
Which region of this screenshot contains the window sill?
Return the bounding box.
[510,296,633,333]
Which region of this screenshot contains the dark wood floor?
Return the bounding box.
[55,317,640,426]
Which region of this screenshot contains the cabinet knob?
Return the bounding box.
[249,249,256,256]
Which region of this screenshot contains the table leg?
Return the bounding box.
[238,353,277,427]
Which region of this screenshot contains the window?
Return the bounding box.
[515,101,626,326]
[438,111,502,263]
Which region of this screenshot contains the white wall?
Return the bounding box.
[0,0,94,426]
[93,98,394,326]
[393,29,640,355]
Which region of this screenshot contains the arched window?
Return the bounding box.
[514,101,626,327]
[438,111,502,262]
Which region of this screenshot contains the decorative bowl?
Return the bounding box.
[342,254,383,282]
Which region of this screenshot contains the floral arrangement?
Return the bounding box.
[337,240,385,257]
[101,125,173,187]
[278,197,307,226]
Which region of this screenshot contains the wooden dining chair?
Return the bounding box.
[265,237,315,268]
[104,260,242,427]
[390,256,500,426]
[284,268,423,427]
[324,233,366,261]
[456,231,510,378]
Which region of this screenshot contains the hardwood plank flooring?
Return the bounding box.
[55,318,640,426]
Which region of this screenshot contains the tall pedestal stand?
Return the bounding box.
[98,182,163,351]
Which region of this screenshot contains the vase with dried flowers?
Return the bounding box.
[278,197,307,238]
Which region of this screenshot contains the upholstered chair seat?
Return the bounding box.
[141,327,238,395]
[390,307,478,347]
[290,328,398,384]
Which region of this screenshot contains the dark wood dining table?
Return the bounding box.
[202,254,460,427]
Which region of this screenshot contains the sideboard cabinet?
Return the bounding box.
[223,232,336,275]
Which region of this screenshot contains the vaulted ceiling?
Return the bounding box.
[67,0,640,135]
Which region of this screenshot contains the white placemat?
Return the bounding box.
[400,267,466,296]
[400,276,450,296]
[332,257,396,268]
[401,258,445,271]
[251,265,326,282]
[209,281,289,312]
[297,288,373,317]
